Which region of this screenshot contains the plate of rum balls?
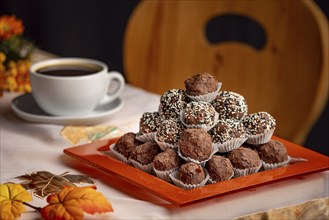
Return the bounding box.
[109,72,290,189]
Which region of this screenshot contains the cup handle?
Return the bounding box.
[98,71,125,105]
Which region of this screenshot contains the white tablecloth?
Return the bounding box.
[1,84,328,220]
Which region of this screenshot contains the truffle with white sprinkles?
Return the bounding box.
[243,112,276,135]
[139,112,160,134]
[212,91,248,121]
[182,101,217,127]
[210,120,246,144]
[156,119,184,145]
[159,89,188,119]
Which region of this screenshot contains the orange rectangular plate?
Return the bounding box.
[63,136,329,207]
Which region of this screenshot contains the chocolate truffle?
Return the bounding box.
[178,128,212,161]
[130,141,160,165]
[139,112,160,134]
[182,101,217,127]
[159,89,187,119]
[184,72,218,96]
[178,162,205,185]
[206,155,234,182]
[227,146,261,169]
[212,91,248,121]
[156,119,183,145]
[210,119,246,144]
[114,132,141,158]
[242,112,276,135]
[153,148,181,171]
[257,140,288,164]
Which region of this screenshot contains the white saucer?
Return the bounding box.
[11,93,124,125]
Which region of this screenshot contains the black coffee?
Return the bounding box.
[36,64,101,77]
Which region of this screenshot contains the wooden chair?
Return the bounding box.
[123,0,328,145]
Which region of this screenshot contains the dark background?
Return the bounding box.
[1,0,328,156]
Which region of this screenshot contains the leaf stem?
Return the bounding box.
[22,202,42,212]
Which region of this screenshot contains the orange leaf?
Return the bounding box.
[0,183,33,220]
[41,186,113,220]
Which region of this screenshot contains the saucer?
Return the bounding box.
[11,93,124,125]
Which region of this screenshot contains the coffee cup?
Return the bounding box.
[29,57,125,116]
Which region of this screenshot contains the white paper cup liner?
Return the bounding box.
[186,82,222,102]
[129,159,153,174]
[207,172,234,184]
[214,136,248,153]
[169,170,209,189]
[246,129,275,145]
[233,163,262,177]
[180,110,219,132]
[154,136,177,151]
[153,167,179,182]
[261,156,291,170]
[109,144,130,164]
[177,145,218,165]
[136,132,156,142]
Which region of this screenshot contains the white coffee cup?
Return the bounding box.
[30,58,125,116]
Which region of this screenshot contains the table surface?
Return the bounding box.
[1,51,328,219]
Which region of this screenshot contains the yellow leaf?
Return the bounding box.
[41,186,113,220]
[0,183,32,220]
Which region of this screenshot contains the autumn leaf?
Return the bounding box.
[16,171,94,198]
[0,183,33,219]
[40,186,113,220]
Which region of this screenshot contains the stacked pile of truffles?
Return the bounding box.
[110,73,290,189]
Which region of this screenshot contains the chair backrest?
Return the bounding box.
[123,0,328,145]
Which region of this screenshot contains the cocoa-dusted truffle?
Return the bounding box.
[206,155,234,182]
[184,72,218,96]
[182,101,217,128]
[210,119,246,144]
[114,132,141,158]
[242,112,276,135]
[257,140,288,164]
[227,146,261,169]
[130,141,160,165]
[178,128,212,161]
[159,89,187,119]
[178,162,205,185]
[212,91,248,121]
[139,112,160,134]
[156,119,183,145]
[153,148,181,171]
